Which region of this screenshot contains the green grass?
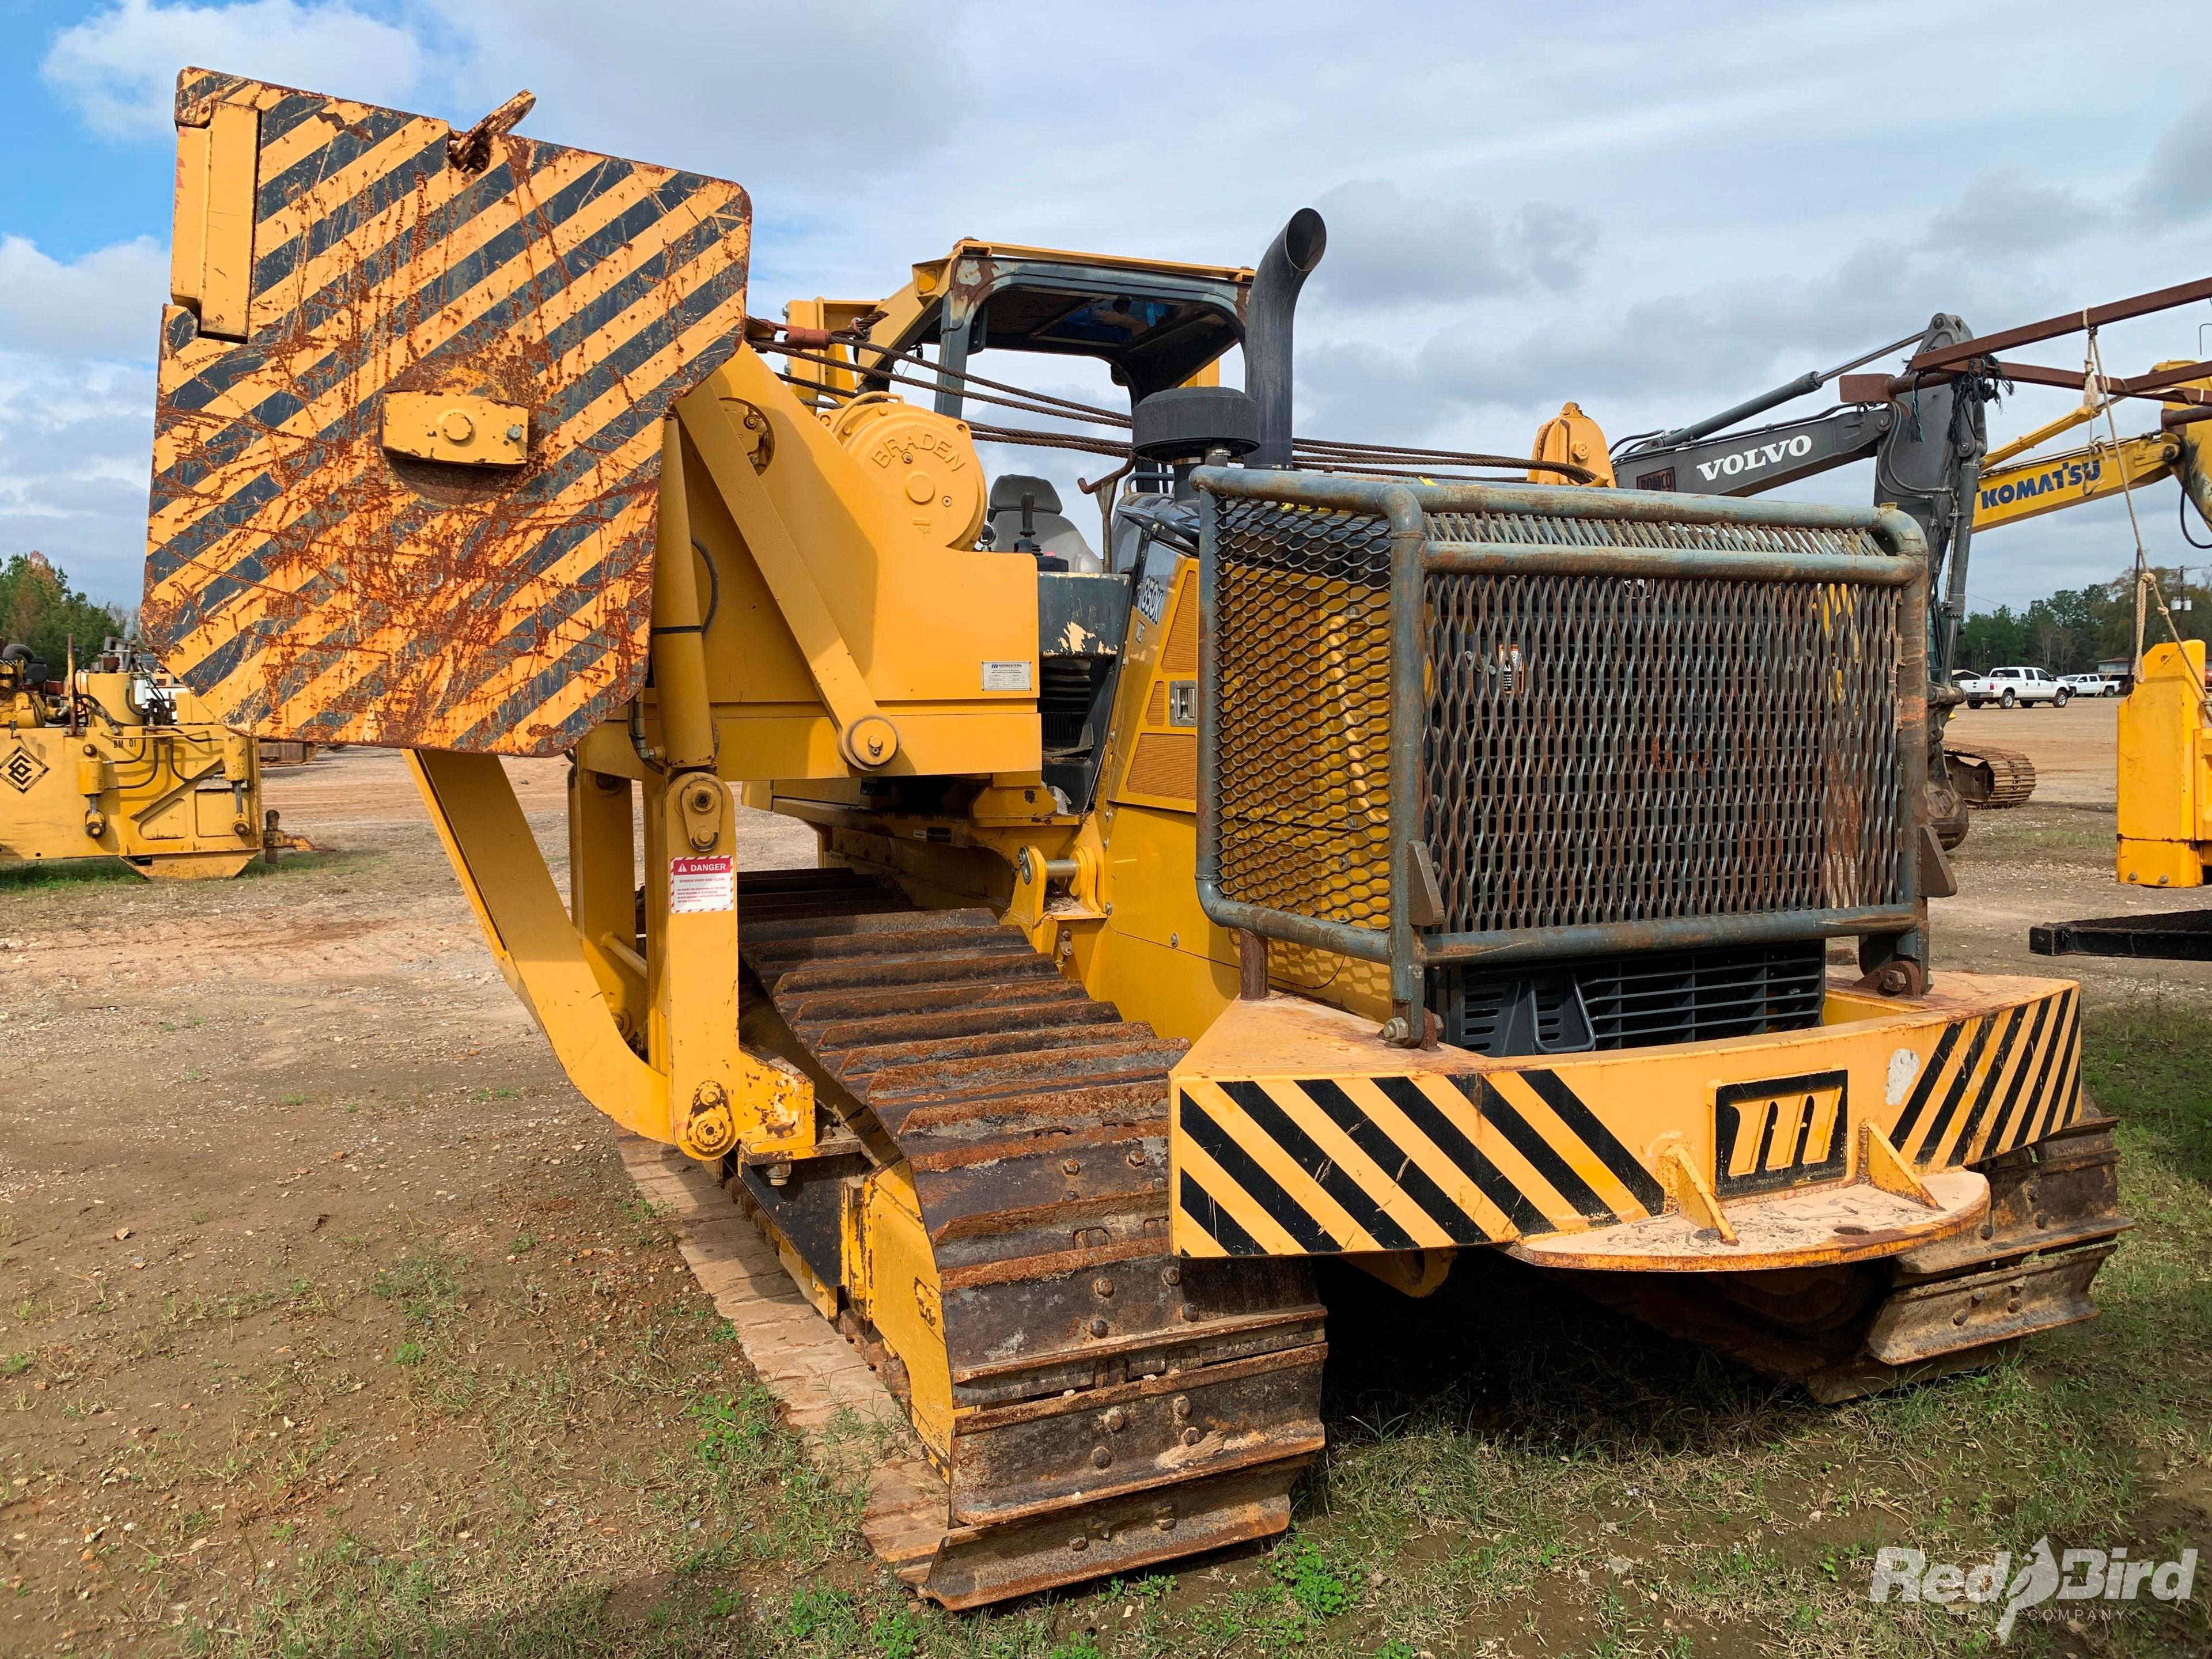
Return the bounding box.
[371,1240,470,1333]
[173,998,2212,1658]
[232,848,344,880]
[1945,801,2115,870]
[0,855,143,890]
[1281,997,2212,1656]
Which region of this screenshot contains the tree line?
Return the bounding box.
[1,554,130,672]
[1957,566,2210,674]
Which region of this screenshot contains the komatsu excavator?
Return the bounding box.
[143,71,2128,1606]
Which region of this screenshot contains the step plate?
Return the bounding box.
[1507,1170,1988,1272]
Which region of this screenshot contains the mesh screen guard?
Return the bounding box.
[1194,471,1927,1016]
[1422,562,1905,934]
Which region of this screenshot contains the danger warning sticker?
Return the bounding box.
[669,854,735,914]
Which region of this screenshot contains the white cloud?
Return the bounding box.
[1307,181,1598,308]
[431,2,976,193]
[0,354,156,607]
[2135,96,2212,222]
[0,236,169,361]
[14,0,2212,614]
[1298,116,2212,464]
[1925,170,2108,257]
[42,0,422,138]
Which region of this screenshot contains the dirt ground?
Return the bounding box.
[1,722,2207,1657]
[1947,696,2122,806]
[1938,697,2212,1002]
[0,753,817,1655]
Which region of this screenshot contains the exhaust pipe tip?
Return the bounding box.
[1274,207,1327,277]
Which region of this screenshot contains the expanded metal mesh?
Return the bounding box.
[1423,563,1906,934]
[1210,499,1396,931]
[1424,509,1883,560]
[1209,495,1909,944]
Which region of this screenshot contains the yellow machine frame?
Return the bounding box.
[0,657,272,880]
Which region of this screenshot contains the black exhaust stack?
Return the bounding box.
[1245,209,1327,468]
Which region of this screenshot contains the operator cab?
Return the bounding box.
[850,240,1247,416]
[789,243,1253,810]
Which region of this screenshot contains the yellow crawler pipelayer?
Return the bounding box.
[137,70,2117,1603]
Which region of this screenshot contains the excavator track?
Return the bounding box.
[1945,744,2039,812]
[1558,1113,2127,1402]
[729,869,1325,1608]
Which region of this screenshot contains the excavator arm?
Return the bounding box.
[1972,430,2188,531]
[1609,403,1893,495]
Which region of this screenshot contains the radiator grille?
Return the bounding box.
[1210,499,1396,931]
[1423,566,1906,934]
[1441,940,1829,1056]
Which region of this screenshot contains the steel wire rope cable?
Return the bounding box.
[757,336,1132,427]
[766,366,1130,459]
[777,364,1548,474]
[752,325,1591,476]
[836,332,1135,424]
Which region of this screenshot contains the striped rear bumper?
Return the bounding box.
[1171,976,2081,1258]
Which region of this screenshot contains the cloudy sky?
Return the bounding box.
[3,0,2210,612]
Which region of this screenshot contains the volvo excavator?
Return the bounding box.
[1550,298,2212,840]
[143,70,2128,1606]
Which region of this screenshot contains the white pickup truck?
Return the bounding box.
[2059,673,2122,698]
[1958,665,2070,709]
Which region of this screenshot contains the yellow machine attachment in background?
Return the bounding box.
[1528,402,1614,486]
[2118,639,2212,888]
[2094,378,2212,890]
[0,646,290,880]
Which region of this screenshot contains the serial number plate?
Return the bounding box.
[1714,1070,1849,1196]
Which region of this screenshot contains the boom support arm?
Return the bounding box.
[1971,432,2187,532]
[403,361,1048,1162]
[1612,404,1892,495]
[408,748,806,1158]
[410,746,812,1164]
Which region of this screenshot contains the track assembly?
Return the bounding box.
[730,869,1324,1607]
[1945,744,2040,811]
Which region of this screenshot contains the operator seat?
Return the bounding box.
[984,475,1100,572]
